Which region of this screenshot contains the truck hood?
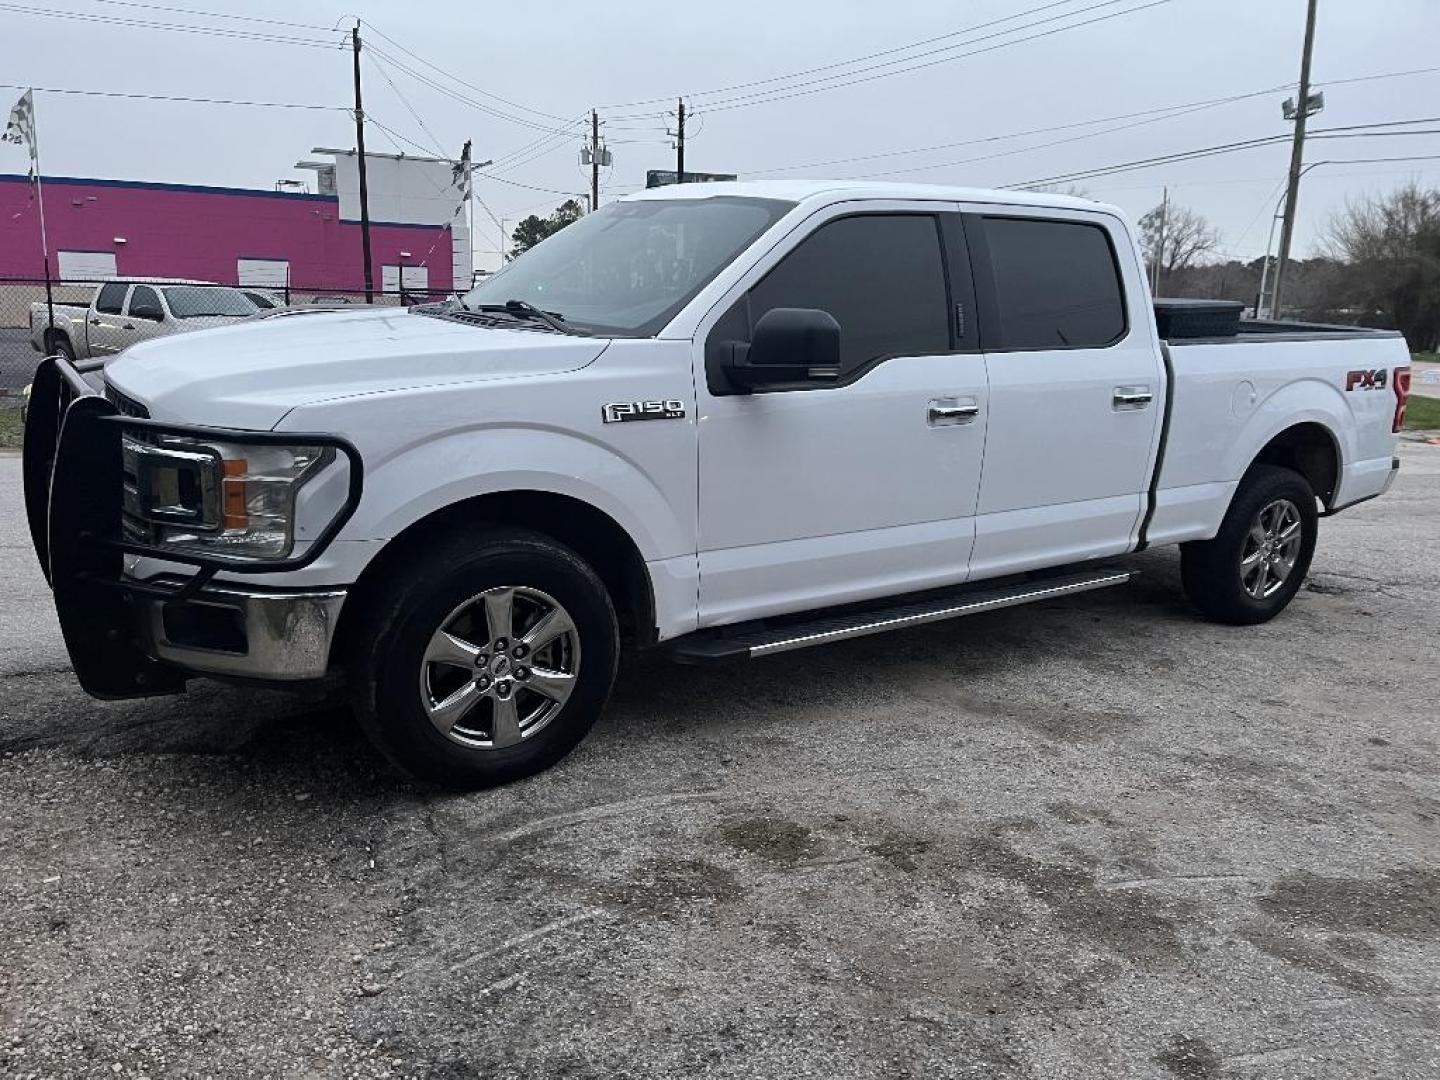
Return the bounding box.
[104,306,610,429]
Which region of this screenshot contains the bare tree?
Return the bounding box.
[1326,182,1440,350]
[1138,201,1221,290]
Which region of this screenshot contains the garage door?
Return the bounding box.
[237,258,290,288]
[381,264,429,296]
[57,251,118,281]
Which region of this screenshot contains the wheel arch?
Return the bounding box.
[331,489,659,668]
[333,490,659,666]
[1245,420,1343,508]
[43,327,73,353]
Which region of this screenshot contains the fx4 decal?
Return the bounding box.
[1345,368,1389,391]
[602,399,687,424]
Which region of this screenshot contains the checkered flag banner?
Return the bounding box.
[3,89,37,182]
[451,138,472,200]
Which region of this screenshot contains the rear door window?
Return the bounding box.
[95,283,128,314]
[982,217,1126,350]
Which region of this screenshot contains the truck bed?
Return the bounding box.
[1147,326,1409,548]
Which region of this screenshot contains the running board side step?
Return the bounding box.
[669,568,1134,663]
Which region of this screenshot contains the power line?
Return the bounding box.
[600,0,1087,109]
[361,21,572,125]
[748,85,1287,177]
[698,0,1174,114]
[1011,119,1440,189]
[0,81,344,110]
[84,0,333,32]
[0,2,349,48]
[606,0,1173,118]
[366,52,446,156]
[364,43,582,137]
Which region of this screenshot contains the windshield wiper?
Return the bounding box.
[472,299,583,335]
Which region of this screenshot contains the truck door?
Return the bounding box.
[965,210,1162,579]
[123,285,168,347]
[87,282,132,356]
[694,205,987,626]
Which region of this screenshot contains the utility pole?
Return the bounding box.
[590,109,600,211]
[351,21,375,303]
[675,98,685,183]
[1151,186,1169,296]
[1271,0,1319,319]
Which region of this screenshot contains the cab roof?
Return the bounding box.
[619,179,1120,218]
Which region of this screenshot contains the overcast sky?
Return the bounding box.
[4,0,1438,270]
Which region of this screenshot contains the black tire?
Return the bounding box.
[348,526,619,789]
[1180,464,1319,625]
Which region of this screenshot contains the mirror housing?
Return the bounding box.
[722,307,841,391]
[130,302,163,321]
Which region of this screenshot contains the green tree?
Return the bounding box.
[508,199,585,260]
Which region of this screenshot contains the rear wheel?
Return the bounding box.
[349,527,619,788]
[1180,465,1318,625]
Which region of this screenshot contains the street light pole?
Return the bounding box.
[1258,160,1327,319]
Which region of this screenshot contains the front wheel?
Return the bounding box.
[349,527,619,788]
[47,333,76,363]
[1180,464,1319,625]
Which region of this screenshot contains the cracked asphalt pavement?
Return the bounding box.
[1,442,1438,1079]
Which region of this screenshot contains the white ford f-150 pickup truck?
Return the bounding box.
[24,182,1411,788]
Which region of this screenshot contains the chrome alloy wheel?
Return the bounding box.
[419,586,581,750]
[1239,497,1303,600]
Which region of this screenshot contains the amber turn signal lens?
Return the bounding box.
[222,458,248,529]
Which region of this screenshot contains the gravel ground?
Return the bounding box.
[1,444,1437,1079]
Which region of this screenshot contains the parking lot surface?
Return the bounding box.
[1,445,1437,1079]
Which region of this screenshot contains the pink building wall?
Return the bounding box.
[0,174,452,290]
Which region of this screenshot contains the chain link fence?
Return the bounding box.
[0,276,457,402]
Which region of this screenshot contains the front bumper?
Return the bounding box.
[133,577,346,682]
[22,353,362,698]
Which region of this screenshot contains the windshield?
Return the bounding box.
[162,286,256,319]
[462,195,794,336]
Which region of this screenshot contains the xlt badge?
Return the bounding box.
[602,399,686,423]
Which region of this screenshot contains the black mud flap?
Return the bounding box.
[27,363,186,699]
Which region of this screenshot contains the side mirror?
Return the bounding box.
[722,307,841,391]
[130,303,163,321]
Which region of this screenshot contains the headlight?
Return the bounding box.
[122,432,339,561]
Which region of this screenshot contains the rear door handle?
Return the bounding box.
[928,397,980,426]
[1113,386,1153,410]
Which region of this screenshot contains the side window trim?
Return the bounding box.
[704,209,974,395]
[964,212,1130,353]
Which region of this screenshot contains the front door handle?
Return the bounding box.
[928,397,981,426]
[1113,386,1154,410]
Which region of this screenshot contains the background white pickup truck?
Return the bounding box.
[25,182,1411,788]
[30,279,260,362]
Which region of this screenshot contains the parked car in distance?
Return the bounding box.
[29,280,259,361]
[25,181,1411,790]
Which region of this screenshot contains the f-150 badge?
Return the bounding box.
[602,400,686,423]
